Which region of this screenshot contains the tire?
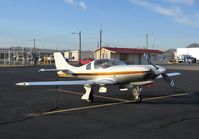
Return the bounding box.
[134,95,142,103]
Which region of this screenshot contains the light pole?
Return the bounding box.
[72,31,81,65]
[145,33,154,49]
[99,29,102,59]
[33,38,36,51]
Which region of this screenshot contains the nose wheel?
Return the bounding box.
[132,87,142,103]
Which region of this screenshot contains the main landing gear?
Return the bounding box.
[81,85,142,103]
[81,84,94,103]
[132,86,142,103]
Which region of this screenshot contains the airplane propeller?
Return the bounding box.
[161,73,174,87]
[144,53,159,70]
[144,53,175,87]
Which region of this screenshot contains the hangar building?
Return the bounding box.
[94,47,162,64]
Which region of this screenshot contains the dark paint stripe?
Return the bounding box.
[73,71,150,76]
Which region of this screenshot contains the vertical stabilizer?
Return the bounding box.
[54,52,75,70]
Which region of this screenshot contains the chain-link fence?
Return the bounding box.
[0,47,55,66]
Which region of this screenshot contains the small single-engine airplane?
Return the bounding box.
[16,52,180,103]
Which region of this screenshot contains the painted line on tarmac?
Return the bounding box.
[142,92,197,101]
[30,90,197,117]
[49,89,131,102]
[31,101,129,117]
[50,89,197,103]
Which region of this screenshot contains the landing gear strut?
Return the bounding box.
[81,84,94,103]
[132,86,142,103]
[86,89,94,103]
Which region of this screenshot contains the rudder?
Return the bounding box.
[53,52,75,70]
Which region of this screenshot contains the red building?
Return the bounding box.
[95,47,162,64]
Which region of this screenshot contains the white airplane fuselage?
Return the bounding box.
[57,61,165,84]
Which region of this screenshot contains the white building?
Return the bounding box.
[64,50,94,61]
[177,48,199,60]
[64,50,79,61]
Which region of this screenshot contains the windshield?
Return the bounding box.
[94,59,126,69]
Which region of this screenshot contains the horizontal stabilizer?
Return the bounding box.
[38,68,71,72]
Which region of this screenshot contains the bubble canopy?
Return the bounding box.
[94,59,126,69]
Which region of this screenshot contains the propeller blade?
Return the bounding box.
[144,54,176,87]
[162,73,175,87]
[144,53,159,70]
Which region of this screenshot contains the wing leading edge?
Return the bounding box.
[16,78,116,86]
[16,80,93,86]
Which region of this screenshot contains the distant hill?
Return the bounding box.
[186,43,199,48]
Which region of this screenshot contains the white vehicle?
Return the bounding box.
[178,55,196,63]
[16,52,180,103]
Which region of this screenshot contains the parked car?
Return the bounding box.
[80,58,94,65]
[177,55,196,63]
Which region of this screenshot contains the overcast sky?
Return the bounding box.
[0,0,199,50]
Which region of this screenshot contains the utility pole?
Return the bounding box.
[146,33,154,49]
[99,29,102,59]
[4,50,6,65]
[33,38,36,51]
[79,31,81,64]
[33,38,37,66]
[72,31,82,65]
[146,33,148,49]
[8,48,11,65]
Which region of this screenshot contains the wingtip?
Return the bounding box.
[38,69,44,72]
[16,82,30,86]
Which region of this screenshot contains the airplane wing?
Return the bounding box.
[156,72,181,79]
[16,78,116,86]
[16,80,94,86]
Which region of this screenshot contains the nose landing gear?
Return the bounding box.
[132,86,142,103]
